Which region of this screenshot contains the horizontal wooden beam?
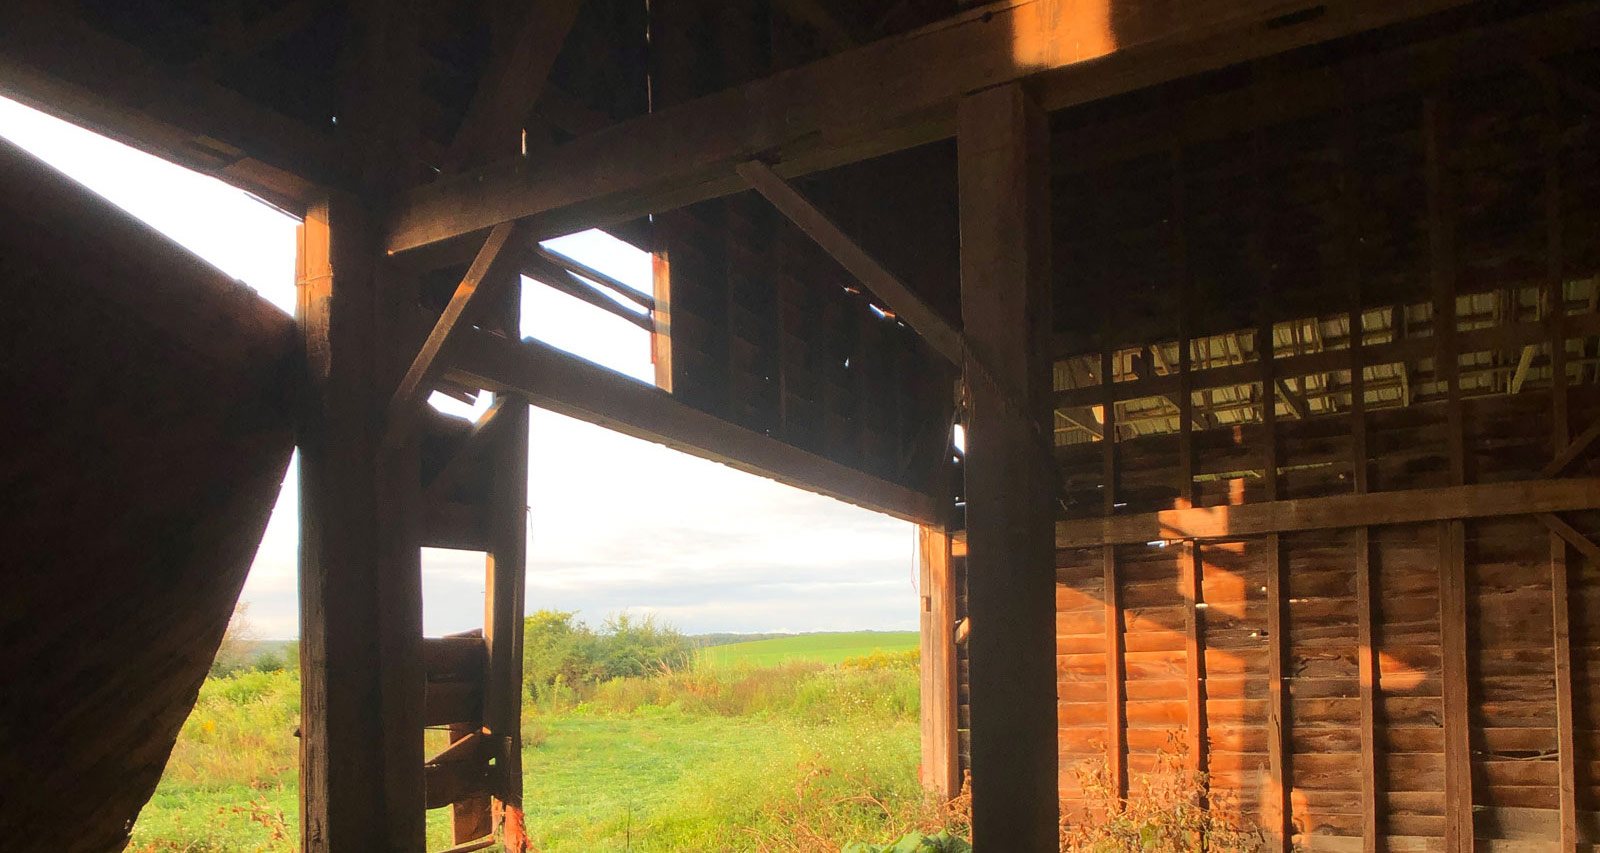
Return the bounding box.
[1056,478,1600,548]
[1058,310,1600,409]
[442,328,942,525]
[386,0,1478,253]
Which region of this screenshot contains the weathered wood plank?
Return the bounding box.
[958,82,1057,849]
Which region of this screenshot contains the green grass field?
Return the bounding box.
[129,632,958,853]
[698,631,918,668]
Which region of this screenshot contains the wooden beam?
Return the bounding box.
[1354,525,1378,853]
[1550,526,1580,853]
[1180,540,1206,774]
[481,278,528,852]
[918,527,960,800]
[1509,345,1537,394]
[737,159,964,367]
[1264,533,1290,852]
[443,328,941,525]
[1055,478,1600,548]
[521,252,655,333]
[773,0,860,53]
[444,0,587,169]
[1426,94,1472,853]
[297,196,425,853]
[1540,513,1600,565]
[385,223,522,448]
[535,247,654,311]
[1275,377,1309,420]
[423,398,510,507]
[957,82,1057,849]
[1057,311,1600,410]
[0,2,334,211]
[385,0,1484,253]
[1544,418,1600,479]
[1439,518,1472,853]
[1054,2,1600,178]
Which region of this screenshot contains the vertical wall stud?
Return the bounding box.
[1426,93,1473,853]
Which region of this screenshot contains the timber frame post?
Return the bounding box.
[957,81,1056,848]
[919,527,960,800]
[296,196,427,853]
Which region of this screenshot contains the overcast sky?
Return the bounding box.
[0,96,919,639]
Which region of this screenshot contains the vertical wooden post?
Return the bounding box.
[651,244,674,393]
[1172,142,1204,776]
[1102,341,1127,801]
[957,81,1057,849]
[1181,541,1206,775]
[1253,118,1290,851]
[483,273,530,851]
[1340,100,1380,853]
[1543,77,1577,853]
[297,196,425,853]
[919,526,961,800]
[1426,93,1473,853]
[1552,532,1577,852]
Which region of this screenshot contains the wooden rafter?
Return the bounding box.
[385,0,1486,253]
[444,0,587,169]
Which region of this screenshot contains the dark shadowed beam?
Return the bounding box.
[442,329,942,525]
[957,82,1056,849]
[0,1,335,211]
[444,0,588,170]
[385,0,1483,253]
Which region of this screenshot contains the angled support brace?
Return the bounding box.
[1540,512,1600,563]
[736,159,1061,461]
[1543,416,1600,478]
[385,222,523,448]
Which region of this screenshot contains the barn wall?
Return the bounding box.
[1037,9,1600,846]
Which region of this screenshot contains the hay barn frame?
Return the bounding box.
[5,0,1600,850]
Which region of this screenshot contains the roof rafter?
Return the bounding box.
[386,0,1482,254]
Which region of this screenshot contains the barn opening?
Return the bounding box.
[8,1,1600,852]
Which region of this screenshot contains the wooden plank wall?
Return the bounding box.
[1046,27,1600,849]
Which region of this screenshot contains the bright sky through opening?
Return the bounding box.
[0,95,917,639]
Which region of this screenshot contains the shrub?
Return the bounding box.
[523,611,698,710]
[1061,731,1264,853]
[841,648,920,672]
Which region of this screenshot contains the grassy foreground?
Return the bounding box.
[129,635,957,853]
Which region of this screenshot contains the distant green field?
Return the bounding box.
[698,631,918,668]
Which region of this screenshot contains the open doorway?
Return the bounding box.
[0,96,963,851]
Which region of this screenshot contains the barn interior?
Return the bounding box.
[4,0,1600,850]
